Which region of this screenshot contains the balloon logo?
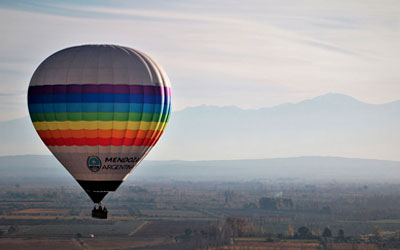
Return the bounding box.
[87,156,101,173]
[27,45,171,218]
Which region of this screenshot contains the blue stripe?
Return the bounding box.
[28,93,170,104]
[28,103,170,113]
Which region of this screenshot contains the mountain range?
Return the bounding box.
[1,93,400,161]
[1,155,400,183]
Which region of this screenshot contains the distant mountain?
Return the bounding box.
[161,93,400,160]
[0,117,45,155]
[1,155,400,183]
[1,93,400,160]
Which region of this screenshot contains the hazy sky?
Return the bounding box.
[1,0,400,121]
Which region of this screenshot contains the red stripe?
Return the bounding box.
[42,137,156,146]
[37,129,157,139]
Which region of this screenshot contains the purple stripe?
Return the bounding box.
[29,84,171,96]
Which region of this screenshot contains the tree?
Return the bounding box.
[246,222,265,237]
[321,206,331,214]
[322,227,332,237]
[259,197,293,210]
[373,226,382,239]
[337,229,344,238]
[282,198,294,209]
[259,197,278,210]
[184,228,192,238]
[226,217,247,237]
[243,202,258,209]
[395,230,400,240]
[8,225,18,234]
[297,226,311,237]
[285,224,294,237]
[206,222,229,246]
[224,190,234,204]
[191,230,204,249]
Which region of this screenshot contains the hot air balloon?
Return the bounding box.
[27,45,171,219]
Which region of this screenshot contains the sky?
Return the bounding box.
[1,0,400,121]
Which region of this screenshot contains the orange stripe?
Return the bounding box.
[37,129,159,140]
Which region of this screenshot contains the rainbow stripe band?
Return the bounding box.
[28,83,170,147]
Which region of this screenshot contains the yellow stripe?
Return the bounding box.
[33,121,167,131]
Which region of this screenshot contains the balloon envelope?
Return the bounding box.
[27,45,171,203]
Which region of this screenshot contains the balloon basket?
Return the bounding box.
[92,205,108,219]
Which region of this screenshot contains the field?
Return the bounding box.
[1,180,400,249]
[13,208,69,215]
[0,238,81,250]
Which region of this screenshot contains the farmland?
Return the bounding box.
[1,180,400,249]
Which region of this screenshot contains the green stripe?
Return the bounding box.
[30,112,170,122]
